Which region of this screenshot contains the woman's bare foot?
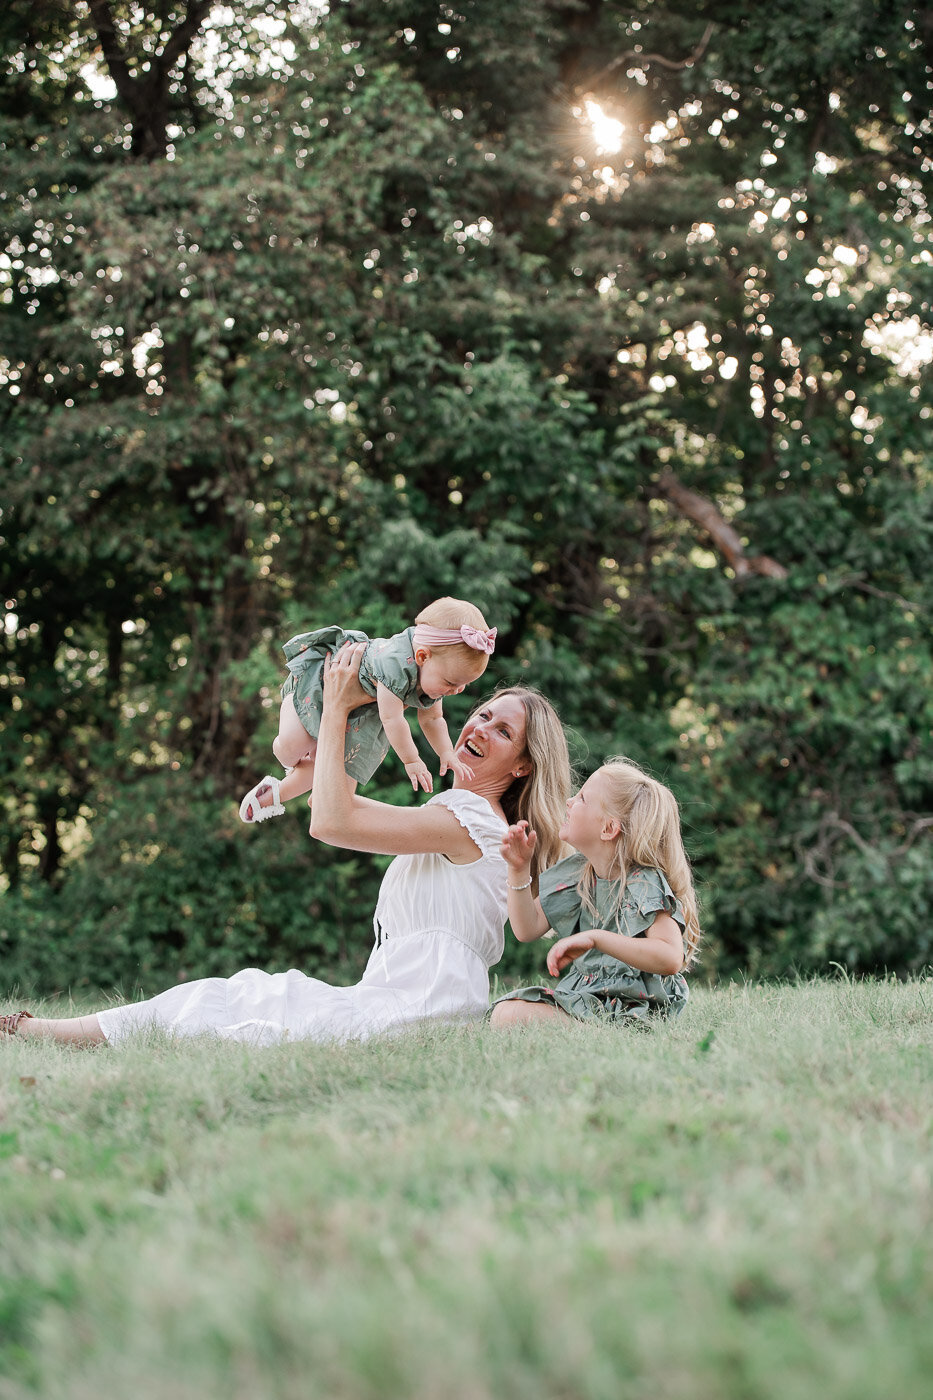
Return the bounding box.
[0,1010,33,1037]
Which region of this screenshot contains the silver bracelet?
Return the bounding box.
[507,877,533,891]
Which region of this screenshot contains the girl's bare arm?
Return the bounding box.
[376,683,421,767]
[547,914,685,977]
[418,705,472,780]
[501,821,550,941]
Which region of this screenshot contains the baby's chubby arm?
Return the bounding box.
[417,702,473,782]
[500,821,550,942]
[376,683,431,792]
[547,914,685,977]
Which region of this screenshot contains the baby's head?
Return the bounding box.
[412,597,495,700]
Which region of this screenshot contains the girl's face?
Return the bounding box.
[559,769,617,856]
[454,695,529,788]
[416,648,487,700]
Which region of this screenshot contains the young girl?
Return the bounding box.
[239,596,497,821]
[489,758,700,1026]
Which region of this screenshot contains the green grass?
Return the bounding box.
[1,978,931,1399]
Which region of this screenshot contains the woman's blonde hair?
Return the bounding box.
[482,685,573,886]
[580,758,701,965]
[415,596,492,669]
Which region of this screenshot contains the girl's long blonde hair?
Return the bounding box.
[580,758,701,966]
[482,685,572,887]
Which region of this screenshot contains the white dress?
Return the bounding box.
[96,790,507,1047]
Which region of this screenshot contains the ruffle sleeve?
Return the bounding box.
[282,625,368,673]
[538,852,588,938]
[620,867,686,938]
[429,789,507,860]
[365,628,422,704]
[538,858,686,941]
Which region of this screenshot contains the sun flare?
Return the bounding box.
[585,99,624,155]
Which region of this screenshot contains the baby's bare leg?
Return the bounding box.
[240,694,316,809]
[272,693,316,769]
[277,755,316,803]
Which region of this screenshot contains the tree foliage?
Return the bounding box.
[1,0,931,989]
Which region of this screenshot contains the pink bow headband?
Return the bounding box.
[413,624,497,656]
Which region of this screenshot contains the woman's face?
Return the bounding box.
[454,694,530,788]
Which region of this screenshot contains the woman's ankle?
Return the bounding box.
[19,1014,106,1046]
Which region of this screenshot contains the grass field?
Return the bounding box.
[1,977,931,1399]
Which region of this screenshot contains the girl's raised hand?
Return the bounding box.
[404,757,433,793]
[441,755,474,783]
[500,820,537,872]
[546,931,596,977]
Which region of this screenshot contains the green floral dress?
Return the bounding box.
[492,853,689,1023]
[281,625,434,783]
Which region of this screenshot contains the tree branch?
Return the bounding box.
[159,0,213,74]
[86,0,141,116]
[86,0,212,157]
[657,470,788,580]
[587,22,714,91]
[835,573,917,611]
[799,812,932,889]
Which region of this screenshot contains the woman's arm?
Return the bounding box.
[309,645,481,861]
[546,913,685,978]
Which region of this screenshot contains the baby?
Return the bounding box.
[239,596,497,821]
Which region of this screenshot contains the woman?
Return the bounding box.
[2,646,571,1046]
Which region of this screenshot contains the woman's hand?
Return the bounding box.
[500,820,537,876]
[547,931,596,977]
[322,642,373,714]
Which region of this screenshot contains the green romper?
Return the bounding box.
[493,853,689,1023]
[282,625,434,784]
